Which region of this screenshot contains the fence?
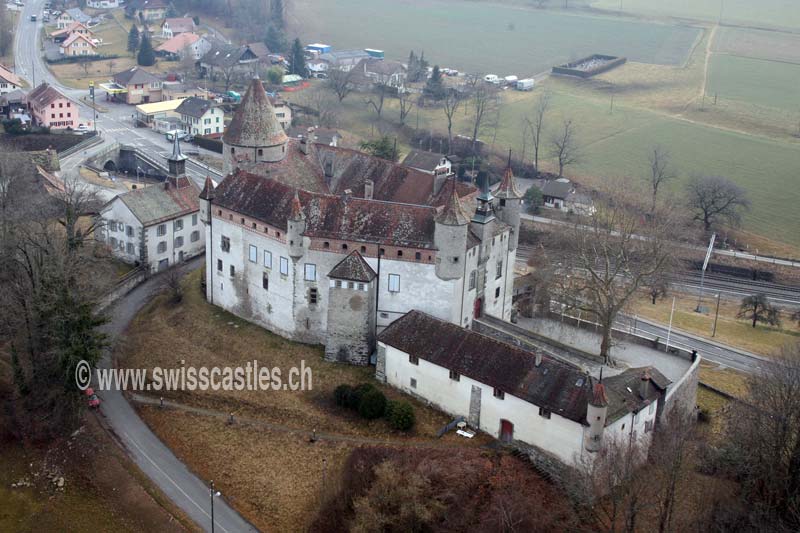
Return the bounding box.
[59,132,103,158]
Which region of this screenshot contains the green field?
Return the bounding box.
[591,0,800,30]
[713,27,800,64]
[293,0,700,76]
[707,54,800,110]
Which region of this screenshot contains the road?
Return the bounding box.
[13,2,221,184]
[98,259,257,533]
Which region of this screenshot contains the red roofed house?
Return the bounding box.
[155,32,211,60]
[49,21,94,43]
[0,64,23,95]
[98,137,203,272]
[160,17,196,39]
[27,83,81,129]
[201,76,520,365]
[60,32,98,56]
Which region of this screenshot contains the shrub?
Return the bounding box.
[358,389,387,420]
[334,384,352,407]
[387,400,415,431]
[346,383,375,410]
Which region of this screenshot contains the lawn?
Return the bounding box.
[293,0,701,76]
[706,54,800,111]
[119,270,489,531]
[591,0,800,31]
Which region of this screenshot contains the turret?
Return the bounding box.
[167,133,187,178]
[199,176,215,225]
[287,190,306,258]
[469,171,496,243]
[585,374,609,453]
[494,156,522,252]
[434,178,469,281]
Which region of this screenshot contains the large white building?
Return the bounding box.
[98,138,204,272]
[377,310,671,468]
[201,76,521,364]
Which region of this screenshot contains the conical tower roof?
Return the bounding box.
[495,166,521,200]
[290,189,304,220]
[435,178,470,226]
[199,176,216,200]
[223,76,288,148]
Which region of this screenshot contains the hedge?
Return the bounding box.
[194,135,223,154]
[46,54,121,65]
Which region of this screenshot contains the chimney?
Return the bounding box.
[364,179,374,200]
[299,136,309,155]
[640,371,650,399]
[535,352,542,367]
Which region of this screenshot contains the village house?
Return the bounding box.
[200,76,520,364]
[59,32,98,57]
[269,95,291,129]
[0,64,23,95]
[134,98,185,130]
[176,96,223,136]
[352,57,407,89]
[56,8,91,29]
[286,126,340,147]
[111,66,163,104]
[156,33,211,61]
[49,21,93,43]
[26,83,80,130]
[199,42,270,80]
[541,178,595,214]
[317,49,371,72]
[376,310,671,468]
[130,0,169,22]
[402,150,452,177]
[86,0,120,9]
[160,17,196,39]
[98,137,203,272]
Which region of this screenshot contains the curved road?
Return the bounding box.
[97,259,257,532]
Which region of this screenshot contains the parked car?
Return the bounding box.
[76,123,90,134]
[85,387,100,408]
[30,14,37,21]
[483,74,500,84]
[165,130,191,142]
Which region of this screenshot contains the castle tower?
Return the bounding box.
[287,190,306,258]
[167,133,187,179]
[494,157,522,252]
[222,76,288,175]
[585,375,609,453]
[434,178,469,281]
[469,172,496,243]
[325,251,377,365]
[199,175,216,303]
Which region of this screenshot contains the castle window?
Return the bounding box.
[264,227,269,234]
[276,232,281,239]
[539,407,551,419]
[334,280,341,288]
[257,149,263,156]
[358,283,365,291]
[409,354,419,365]
[279,256,289,276]
[157,241,167,253]
[192,214,198,226]
[410,378,417,389]
[453,256,459,263]
[360,246,366,254]
[230,265,235,276]
[217,210,222,216]
[191,231,199,242]
[469,270,477,290]
[397,250,403,257]
[157,224,166,236]
[304,263,316,281]
[496,259,503,279]
[323,241,330,249]
[499,199,506,206]
[309,287,318,304]
[449,370,460,381]
[230,147,234,154]
[495,287,500,298]
[249,245,257,263]
[240,218,245,224]
[388,274,400,293]
[263,250,272,269]
[252,222,257,229]
[415,252,421,260]
[379,248,385,256]
[262,272,269,290]
[217,259,222,271]
[342,243,348,250]
[221,236,230,252]
[493,388,505,400]
[174,219,183,231]
[645,421,654,433]
[174,236,184,248]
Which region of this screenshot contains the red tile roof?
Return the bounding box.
[156,32,200,54]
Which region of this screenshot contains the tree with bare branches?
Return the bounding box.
[646,146,675,213]
[326,66,356,102]
[549,118,579,177]
[365,81,390,119]
[442,89,464,154]
[524,90,550,173]
[397,90,415,125]
[469,84,498,154]
[685,175,750,232]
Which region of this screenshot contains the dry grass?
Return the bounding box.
[699,361,749,398]
[120,270,490,529]
[630,290,800,356]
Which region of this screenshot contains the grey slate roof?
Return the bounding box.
[65,8,91,24]
[541,180,572,199]
[116,178,200,226]
[113,66,161,87]
[328,250,376,282]
[175,96,214,118]
[402,150,446,172]
[603,368,671,423]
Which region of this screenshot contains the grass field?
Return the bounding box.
[293,0,700,76]
[713,26,800,64]
[591,0,800,30]
[707,54,800,110]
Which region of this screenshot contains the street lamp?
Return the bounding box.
[89,81,97,134]
[135,166,143,183]
[210,480,221,533]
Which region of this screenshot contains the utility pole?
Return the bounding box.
[696,233,716,312]
[89,81,97,133]
[712,293,721,337]
[665,296,676,353]
[209,480,220,533]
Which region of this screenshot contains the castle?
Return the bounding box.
[199,77,521,364]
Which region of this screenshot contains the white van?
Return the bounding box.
[484,74,500,84]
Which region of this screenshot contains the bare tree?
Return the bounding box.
[548,181,678,363]
[442,90,464,154]
[646,146,675,213]
[524,90,550,173]
[298,89,339,128]
[650,411,696,533]
[160,266,184,304]
[326,67,355,102]
[55,173,105,251]
[685,175,750,232]
[397,90,415,125]
[469,84,498,154]
[737,293,781,328]
[365,82,390,119]
[549,118,579,177]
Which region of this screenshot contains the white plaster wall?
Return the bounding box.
[144,210,203,273]
[382,343,588,466]
[100,199,143,264]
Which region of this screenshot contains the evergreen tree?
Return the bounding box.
[360,136,396,161]
[137,33,156,66]
[264,24,287,54]
[424,65,445,100]
[127,24,140,54]
[289,38,306,77]
[407,50,417,81]
[270,0,284,28]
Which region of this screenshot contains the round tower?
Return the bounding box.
[287,190,306,258]
[434,178,469,281]
[222,76,288,175]
[494,163,522,252]
[585,376,609,453]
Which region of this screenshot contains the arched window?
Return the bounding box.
[342,243,348,250]
[397,250,403,257]
[323,241,330,249]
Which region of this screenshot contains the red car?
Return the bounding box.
[85,388,101,409]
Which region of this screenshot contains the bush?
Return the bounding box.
[346,383,375,410]
[193,135,223,153]
[386,400,415,431]
[358,389,387,420]
[334,384,352,407]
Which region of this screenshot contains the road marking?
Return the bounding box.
[123,431,231,533]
